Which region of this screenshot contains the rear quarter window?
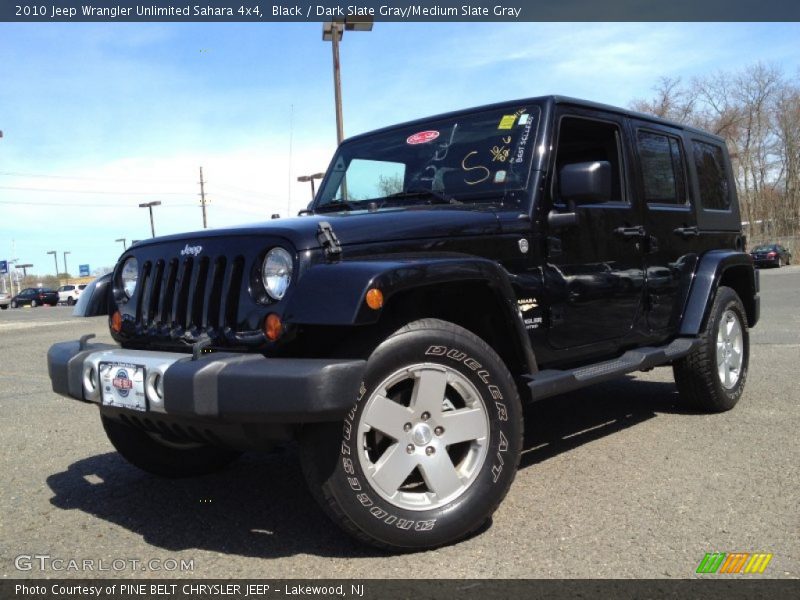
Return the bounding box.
[637,130,687,205]
[692,140,730,211]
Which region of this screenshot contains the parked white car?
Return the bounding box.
[57,284,82,306]
[0,291,10,310]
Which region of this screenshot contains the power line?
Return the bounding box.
[0,199,195,207]
[0,170,187,184]
[0,185,190,196]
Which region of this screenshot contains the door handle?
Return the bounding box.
[673,226,699,238]
[614,225,646,239]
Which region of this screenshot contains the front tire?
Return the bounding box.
[31,299,38,307]
[10,300,17,309]
[300,319,523,550]
[673,286,749,412]
[67,297,75,306]
[101,415,242,478]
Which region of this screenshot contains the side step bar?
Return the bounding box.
[525,337,699,401]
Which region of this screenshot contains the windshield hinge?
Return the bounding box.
[316,221,342,261]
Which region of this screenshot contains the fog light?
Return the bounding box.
[110,311,122,333]
[147,372,164,404]
[83,365,97,396]
[265,313,282,341]
[365,288,384,310]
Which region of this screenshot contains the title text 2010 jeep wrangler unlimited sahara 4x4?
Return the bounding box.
[48,96,758,550]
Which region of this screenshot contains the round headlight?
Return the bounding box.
[120,257,138,298]
[262,247,293,300]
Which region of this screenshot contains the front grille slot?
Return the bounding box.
[135,261,152,324]
[223,256,244,330]
[132,251,246,341]
[206,257,227,329]
[147,260,165,325]
[159,259,179,326]
[189,257,210,330]
[173,257,194,329]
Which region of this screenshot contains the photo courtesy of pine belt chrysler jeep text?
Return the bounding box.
[48,96,759,551]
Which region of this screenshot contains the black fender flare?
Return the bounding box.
[679,250,759,335]
[72,272,113,317]
[283,257,538,373]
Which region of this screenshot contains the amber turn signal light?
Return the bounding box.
[110,311,122,333]
[265,313,283,341]
[365,288,384,310]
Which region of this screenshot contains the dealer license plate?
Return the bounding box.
[99,362,147,411]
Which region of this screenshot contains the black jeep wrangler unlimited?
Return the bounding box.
[48,96,759,551]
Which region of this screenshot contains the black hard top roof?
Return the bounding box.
[344,95,724,144]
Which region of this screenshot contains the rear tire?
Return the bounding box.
[673,286,749,412]
[300,319,523,551]
[101,415,242,478]
[31,299,38,307]
[67,297,75,306]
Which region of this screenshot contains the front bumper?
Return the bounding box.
[47,340,366,424]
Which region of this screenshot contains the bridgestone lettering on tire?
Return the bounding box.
[673,286,749,412]
[300,319,523,550]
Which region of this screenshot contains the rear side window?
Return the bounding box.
[692,141,730,210]
[637,130,687,205]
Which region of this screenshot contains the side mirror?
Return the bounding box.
[559,161,612,205]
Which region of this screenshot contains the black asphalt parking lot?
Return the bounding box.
[1,267,798,579]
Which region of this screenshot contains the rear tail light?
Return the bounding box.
[767,251,776,257]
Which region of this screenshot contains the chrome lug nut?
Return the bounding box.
[421,411,430,421]
[406,444,415,454]
[434,426,444,436]
[425,446,435,456]
[403,422,412,432]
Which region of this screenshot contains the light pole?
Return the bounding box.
[322,17,373,145]
[138,201,161,237]
[47,250,58,280]
[297,172,324,201]
[17,264,33,279]
[115,238,127,251]
[63,251,71,279]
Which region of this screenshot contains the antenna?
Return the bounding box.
[288,103,294,218]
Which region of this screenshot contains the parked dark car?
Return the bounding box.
[750,243,792,268]
[10,287,59,308]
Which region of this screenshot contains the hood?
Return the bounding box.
[130,206,502,252]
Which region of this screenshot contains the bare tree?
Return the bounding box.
[633,63,799,244]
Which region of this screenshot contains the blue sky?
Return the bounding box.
[1,22,798,278]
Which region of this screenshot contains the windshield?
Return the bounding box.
[315,104,541,211]
[752,245,775,252]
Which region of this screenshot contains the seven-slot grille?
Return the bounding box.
[132,255,245,336]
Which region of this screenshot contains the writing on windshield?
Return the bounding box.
[316,105,540,210]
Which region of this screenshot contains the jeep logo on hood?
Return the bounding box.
[180,244,203,257]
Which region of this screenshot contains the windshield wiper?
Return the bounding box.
[314,201,357,214]
[386,188,458,205]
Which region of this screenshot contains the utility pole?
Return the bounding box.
[322,17,373,145]
[63,251,71,280]
[199,167,208,229]
[115,238,127,251]
[47,250,58,281]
